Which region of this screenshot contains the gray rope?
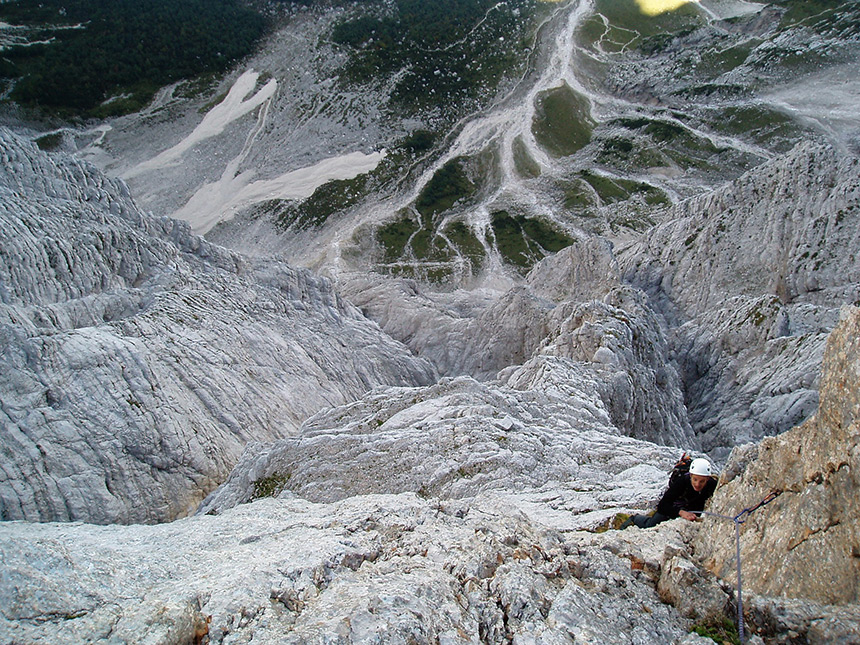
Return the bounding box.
[696,490,781,644]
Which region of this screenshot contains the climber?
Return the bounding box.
[621,458,717,529]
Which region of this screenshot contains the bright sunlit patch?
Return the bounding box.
[634,0,696,16]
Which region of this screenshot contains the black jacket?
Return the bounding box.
[656,473,717,518]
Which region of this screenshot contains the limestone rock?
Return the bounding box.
[0,129,435,524]
[198,375,682,515]
[341,249,696,448]
[694,306,860,605]
[744,595,860,644]
[658,555,730,621]
[619,144,860,452]
[0,493,696,644]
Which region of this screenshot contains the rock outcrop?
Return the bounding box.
[0,129,435,524]
[341,238,697,448]
[198,374,683,516]
[695,305,860,605]
[620,143,860,454]
[0,488,701,644]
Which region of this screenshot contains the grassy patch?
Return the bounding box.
[532,83,594,157]
[490,210,573,271]
[698,40,758,77]
[563,178,597,210]
[444,220,486,270]
[593,512,632,533]
[691,615,740,645]
[775,0,859,31]
[278,174,369,230]
[612,116,724,171]
[578,170,668,208]
[251,473,289,500]
[708,105,802,152]
[416,158,477,217]
[377,215,420,263]
[402,129,437,154]
[35,132,63,151]
[513,135,541,178]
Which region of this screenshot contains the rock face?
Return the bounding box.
[0,129,435,524]
[0,490,701,645]
[341,238,696,449]
[198,374,683,516]
[620,144,860,455]
[695,305,860,605]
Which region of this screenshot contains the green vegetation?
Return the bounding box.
[611,116,725,172]
[697,41,758,77]
[774,0,860,30]
[532,84,595,158]
[444,220,486,268]
[251,473,290,500]
[512,136,541,179]
[35,132,63,151]
[416,158,477,217]
[593,512,631,533]
[402,129,437,154]
[595,135,669,170]
[563,179,598,210]
[708,105,802,152]
[377,214,419,263]
[375,204,486,282]
[0,0,267,117]
[277,174,370,230]
[691,615,740,645]
[490,210,573,270]
[580,169,668,207]
[578,0,704,53]
[331,0,536,118]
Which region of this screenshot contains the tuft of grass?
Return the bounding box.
[593,512,632,533]
[251,473,289,500]
[35,132,63,151]
[691,614,740,645]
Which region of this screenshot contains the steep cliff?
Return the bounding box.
[620,143,860,454]
[0,128,435,524]
[696,305,860,605]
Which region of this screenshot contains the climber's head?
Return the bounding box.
[689,458,713,491]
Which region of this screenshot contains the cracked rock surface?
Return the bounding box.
[696,306,860,605]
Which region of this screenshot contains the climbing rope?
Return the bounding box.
[696,489,782,644]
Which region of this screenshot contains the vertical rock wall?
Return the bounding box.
[695,306,860,604]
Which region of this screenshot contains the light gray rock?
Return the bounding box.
[341,249,696,448]
[0,492,700,645]
[198,374,683,515]
[743,595,860,645]
[0,129,435,524]
[338,274,554,381]
[521,285,694,448]
[658,555,730,621]
[619,144,860,452]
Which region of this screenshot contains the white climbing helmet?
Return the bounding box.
[689,458,713,477]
